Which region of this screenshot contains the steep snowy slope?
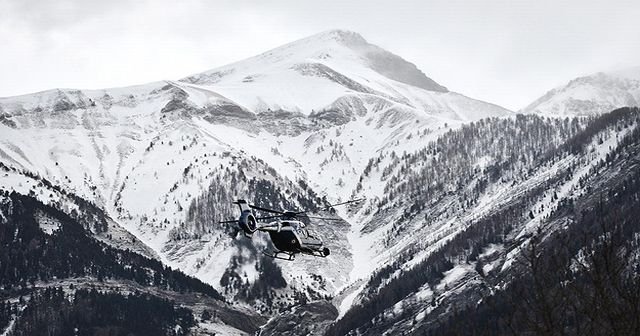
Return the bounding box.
[521,67,640,116]
[179,29,511,122]
[0,29,522,331]
[0,30,514,315]
[0,191,265,335]
[323,108,640,336]
[2,28,639,336]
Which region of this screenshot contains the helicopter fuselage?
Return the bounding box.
[221,198,361,261]
[260,220,329,259]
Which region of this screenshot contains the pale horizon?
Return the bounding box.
[1,0,639,111]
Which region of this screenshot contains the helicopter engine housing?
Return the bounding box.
[233,199,258,236]
[238,210,257,235]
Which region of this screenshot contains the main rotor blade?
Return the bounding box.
[298,214,342,221]
[255,215,282,221]
[294,198,365,216]
[249,204,285,215]
[320,198,365,211]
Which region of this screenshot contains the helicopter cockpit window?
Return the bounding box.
[290,222,306,235]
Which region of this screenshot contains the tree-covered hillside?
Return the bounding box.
[0,191,264,335]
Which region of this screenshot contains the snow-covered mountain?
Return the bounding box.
[179,29,510,122]
[324,107,640,335]
[521,66,640,116]
[3,29,640,336]
[0,29,511,319]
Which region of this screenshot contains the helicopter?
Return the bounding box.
[219,198,363,261]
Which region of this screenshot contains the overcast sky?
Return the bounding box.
[1,0,639,110]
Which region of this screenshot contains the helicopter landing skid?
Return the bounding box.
[263,250,295,261]
[304,249,330,258]
[263,248,330,261]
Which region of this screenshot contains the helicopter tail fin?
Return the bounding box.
[233,199,252,212]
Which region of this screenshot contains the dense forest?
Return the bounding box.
[359,115,584,213]
[172,156,333,310]
[3,107,640,335]
[174,156,325,240]
[10,287,194,336]
[422,114,640,335]
[0,162,109,234]
[327,108,640,336]
[0,191,223,300]
[0,189,236,334]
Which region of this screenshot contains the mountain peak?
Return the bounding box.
[310,29,368,46]
[290,29,449,92]
[521,67,640,116]
[183,29,448,93]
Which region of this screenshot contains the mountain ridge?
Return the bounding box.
[182,29,449,93]
[2,29,639,336]
[521,67,640,116]
[0,30,514,326]
[1,29,508,125]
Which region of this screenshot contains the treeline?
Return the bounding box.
[560,106,640,156]
[216,238,291,313]
[11,287,194,336]
[422,122,640,335]
[378,110,635,248]
[236,256,288,311]
[174,156,325,240]
[329,108,640,335]
[0,190,223,301]
[368,114,584,214]
[175,156,328,309]
[325,173,564,336]
[378,109,639,223]
[0,161,108,233]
